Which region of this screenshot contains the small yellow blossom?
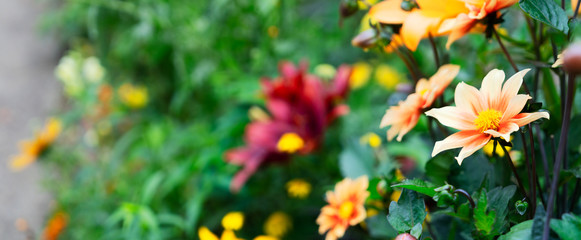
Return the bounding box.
[267,26,279,38]
[482,137,513,157]
[43,211,68,240]
[276,133,304,153]
[349,62,372,89]
[118,83,148,109]
[264,212,292,238]
[11,118,62,170]
[286,179,312,199]
[248,106,271,122]
[199,227,242,240]
[360,132,382,148]
[375,64,403,90]
[82,56,105,83]
[390,189,402,202]
[395,169,405,181]
[314,64,337,79]
[357,0,378,10]
[358,13,377,32]
[222,212,244,231]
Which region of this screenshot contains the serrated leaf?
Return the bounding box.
[392,179,437,197]
[519,0,569,33]
[498,220,533,240]
[474,189,496,234]
[550,213,581,240]
[387,189,427,232]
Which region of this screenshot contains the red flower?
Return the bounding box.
[225,61,351,192]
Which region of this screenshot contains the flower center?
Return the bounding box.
[338,201,355,219]
[277,133,304,153]
[474,109,502,133]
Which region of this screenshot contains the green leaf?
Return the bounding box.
[519,0,569,33]
[410,222,423,239]
[387,189,427,232]
[498,220,533,240]
[550,213,581,240]
[532,205,546,240]
[141,171,165,204]
[366,214,398,238]
[474,189,496,234]
[488,186,516,233]
[392,179,437,197]
[339,139,374,178]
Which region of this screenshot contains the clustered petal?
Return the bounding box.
[316,176,369,240]
[426,69,549,164]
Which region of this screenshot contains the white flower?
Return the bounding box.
[82,57,105,83]
[55,56,83,97]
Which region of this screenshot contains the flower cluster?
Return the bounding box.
[225,61,352,192]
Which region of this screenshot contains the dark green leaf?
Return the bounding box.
[488,185,516,233]
[550,213,581,240]
[387,189,427,232]
[392,179,438,197]
[425,153,455,185]
[532,205,546,240]
[410,222,423,239]
[366,214,398,238]
[519,0,569,33]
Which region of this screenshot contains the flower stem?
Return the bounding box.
[535,124,551,194]
[454,189,475,209]
[575,0,581,18]
[493,28,531,95]
[527,125,539,214]
[428,33,441,68]
[500,144,529,203]
[543,73,577,240]
[520,132,536,216]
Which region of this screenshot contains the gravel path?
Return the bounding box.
[0,0,60,238]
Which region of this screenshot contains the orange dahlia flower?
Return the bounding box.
[426,69,549,164]
[380,64,460,141]
[369,0,468,51]
[445,0,518,48]
[316,176,369,240]
[11,118,62,170]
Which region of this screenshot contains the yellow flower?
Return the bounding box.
[254,236,279,240]
[276,133,304,153]
[118,83,148,109]
[360,132,382,148]
[349,62,372,89]
[11,118,62,171]
[482,137,512,157]
[390,189,402,202]
[286,179,312,199]
[43,211,68,240]
[375,64,403,90]
[264,212,292,238]
[395,169,405,181]
[358,0,378,10]
[314,64,337,79]
[199,227,242,240]
[222,212,244,231]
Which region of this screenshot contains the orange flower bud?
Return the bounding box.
[395,233,417,240]
[563,42,581,75]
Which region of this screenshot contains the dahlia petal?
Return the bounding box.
[454,82,485,116]
[369,0,410,24]
[455,134,491,165]
[349,205,367,225]
[401,11,443,51]
[425,106,475,130]
[483,122,520,141]
[480,69,505,109]
[395,111,421,141]
[500,94,531,122]
[422,64,460,108]
[432,130,485,157]
[499,68,530,110]
[511,112,550,127]
[445,13,476,49]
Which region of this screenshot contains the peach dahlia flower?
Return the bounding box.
[444,0,518,48]
[316,176,369,240]
[426,69,549,164]
[380,64,460,141]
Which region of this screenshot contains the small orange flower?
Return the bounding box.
[426,69,549,164]
[43,211,68,240]
[445,0,518,48]
[11,118,62,170]
[316,176,369,240]
[369,0,468,51]
[380,65,460,141]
